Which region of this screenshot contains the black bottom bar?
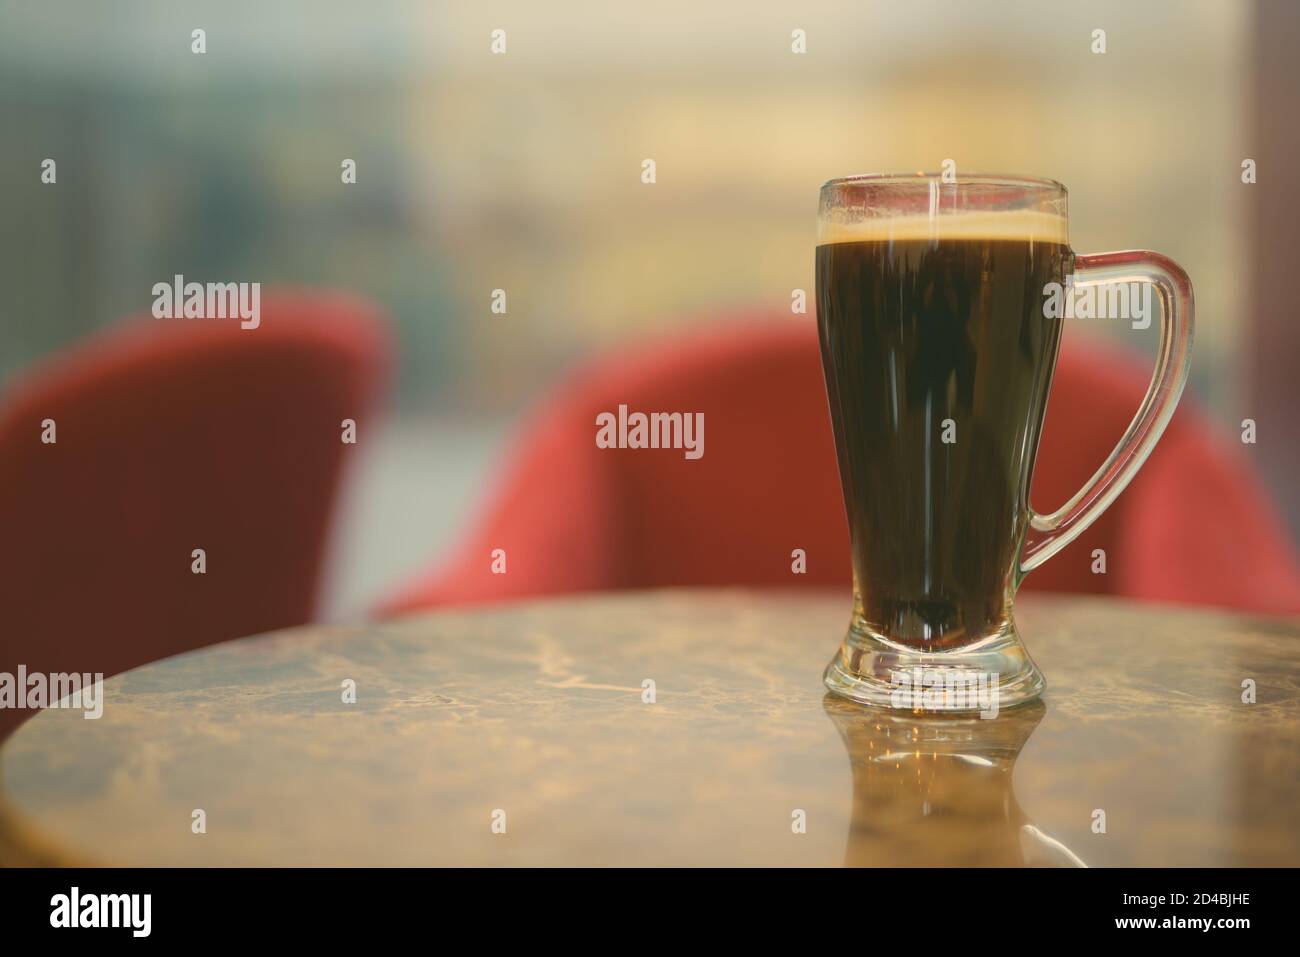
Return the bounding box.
[0,867,1281,942]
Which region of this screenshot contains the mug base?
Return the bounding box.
[823,618,1045,714]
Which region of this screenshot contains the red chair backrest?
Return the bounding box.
[0,292,388,700]
[382,315,1300,618]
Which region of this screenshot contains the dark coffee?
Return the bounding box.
[816,234,1069,650]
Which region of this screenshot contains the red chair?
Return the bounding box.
[382,314,1300,618]
[0,292,388,726]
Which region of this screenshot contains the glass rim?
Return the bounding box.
[821,171,1067,194]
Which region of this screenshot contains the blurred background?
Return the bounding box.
[1,0,1295,617]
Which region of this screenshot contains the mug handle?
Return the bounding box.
[1019,250,1195,575]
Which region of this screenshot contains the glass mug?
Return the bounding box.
[816,173,1194,710]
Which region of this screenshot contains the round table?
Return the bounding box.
[2,590,1298,866]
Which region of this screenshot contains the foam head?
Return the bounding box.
[817,210,1069,247]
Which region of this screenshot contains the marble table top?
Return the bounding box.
[1,589,1297,866]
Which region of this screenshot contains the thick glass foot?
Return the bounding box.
[823,617,1045,714]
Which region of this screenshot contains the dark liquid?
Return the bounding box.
[816,237,1068,650]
